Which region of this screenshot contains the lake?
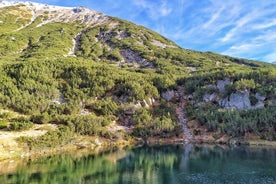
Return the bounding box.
[0,144,276,184]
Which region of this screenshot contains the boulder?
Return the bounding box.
[219,90,265,110]
[216,78,230,93]
[141,99,149,108]
[255,93,266,101]
[161,90,175,101]
[148,98,155,106]
[220,91,251,109]
[203,93,217,102]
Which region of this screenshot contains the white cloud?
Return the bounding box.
[220,11,259,42]
[160,1,172,16]
[133,0,172,20]
[223,43,263,57]
[252,19,276,30]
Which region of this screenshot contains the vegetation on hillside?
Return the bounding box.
[0,3,275,149]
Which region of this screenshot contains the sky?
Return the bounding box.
[16,0,276,63]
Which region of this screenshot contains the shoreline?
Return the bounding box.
[1,135,276,163]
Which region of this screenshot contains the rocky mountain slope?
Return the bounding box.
[0,1,275,153]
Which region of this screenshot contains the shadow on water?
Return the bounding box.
[0,144,276,184]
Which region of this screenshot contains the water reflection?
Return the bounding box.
[0,145,276,184]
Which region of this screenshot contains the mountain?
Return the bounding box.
[0,1,275,155]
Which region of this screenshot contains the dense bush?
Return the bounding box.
[193,104,276,140]
[0,119,8,129]
[8,120,33,131]
[18,125,73,149]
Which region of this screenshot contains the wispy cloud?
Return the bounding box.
[163,0,276,62]
[160,1,172,16]
[252,19,276,30]
[133,0,172,20]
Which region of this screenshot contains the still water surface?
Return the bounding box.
[0,144,276,184]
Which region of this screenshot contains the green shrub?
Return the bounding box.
[18,125,73,149]
[8,121,33,131]
[30,113,50,124]
[92,98,119,115]
[234,79,256,91]
[0,112,11,119]
[0,119,8,129]
[249,95,258,106]
[73,115,111,136]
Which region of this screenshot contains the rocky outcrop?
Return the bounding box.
[120,49,154,68]
[115,31,130,40]
[51,90,66,104]
[0,1,109,28]
[161,90,175,101]
[134,98,155,108]
[219,91,265,110]
[219,91,251,109]
[151,40,176,49]
[216,78,230,93]
[203,93,217,102]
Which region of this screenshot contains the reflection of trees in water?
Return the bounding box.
[116,145,181,184]
[0,145,276,184]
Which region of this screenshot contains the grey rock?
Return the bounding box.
[220,90,265,110]
[51,90,66,104]
[141,99,149,108]
[134,102,142,108]
[220,91,251,110]
[217,78,230,93]
[203,93,217,102]
[252,101,265,109]
[120,49,154,68]
[255,93,266,101]
[161,90,175,101]
[148,98,155,106]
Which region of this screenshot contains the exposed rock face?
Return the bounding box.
[0,1,109,28]
[148,98,155,106]
[255,93,266,101]
[220,91,251,109]
[133,98,155,108]
[161,90,175,101]
[219,91,264,110]
[203,93,217,102]
[217,78,230,93]
[151,40,176,49]
[51,90,66,104]
[120,49,154,68]
[115,31,129,40]
[141,100,149,108]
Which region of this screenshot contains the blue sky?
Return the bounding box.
[17,0,276,62]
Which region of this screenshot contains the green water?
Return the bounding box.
[0,145,276,184]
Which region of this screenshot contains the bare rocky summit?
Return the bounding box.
[0,1,109,27]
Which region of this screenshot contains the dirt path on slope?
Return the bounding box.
[175,88,194,143]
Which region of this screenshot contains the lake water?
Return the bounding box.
[0,144,276,184]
